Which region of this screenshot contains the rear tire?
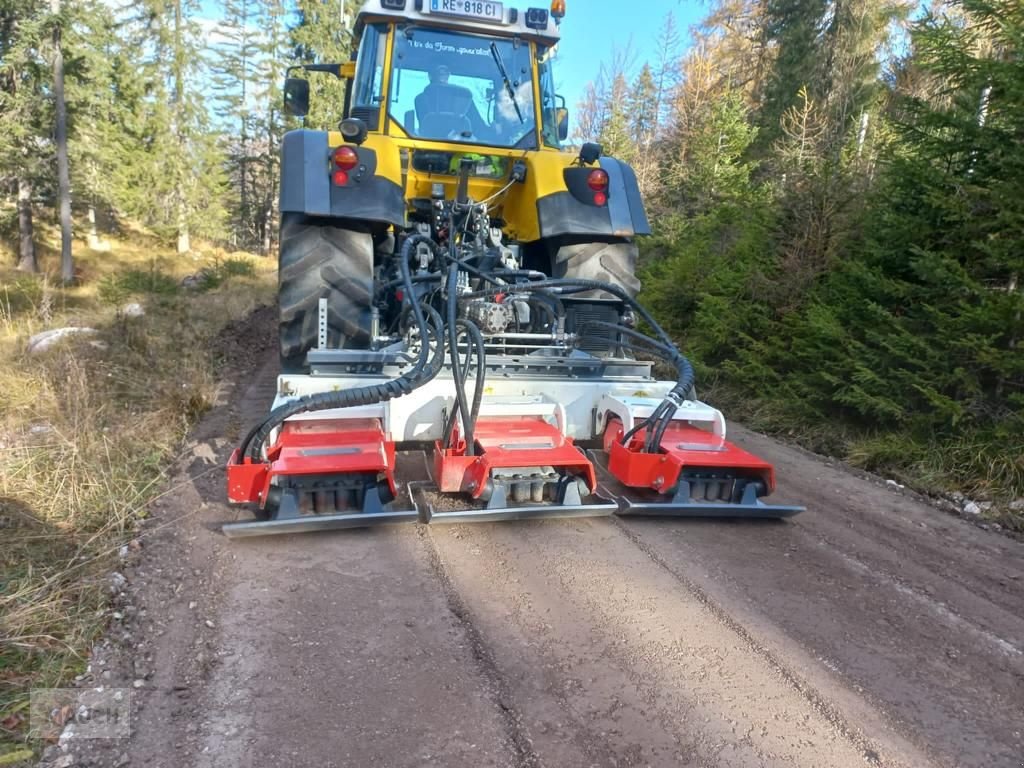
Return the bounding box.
[553,240,641,298]
[278,214,373,373]
[552,241,638,299]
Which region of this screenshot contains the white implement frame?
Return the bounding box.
[273,373,725,444]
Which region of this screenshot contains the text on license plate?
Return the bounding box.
[430,0,504,23]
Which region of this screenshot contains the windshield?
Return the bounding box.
[389,26,537,149]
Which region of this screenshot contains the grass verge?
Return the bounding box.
[696,375,1024,534]
[0,226,275,761]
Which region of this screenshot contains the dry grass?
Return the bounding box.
[0,225,275,760]
[699,377,1024,533]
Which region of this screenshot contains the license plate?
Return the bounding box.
[430,0,505,24]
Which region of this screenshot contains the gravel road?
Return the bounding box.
[61,313,1024,768]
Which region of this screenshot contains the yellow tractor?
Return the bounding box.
[225,0,803,536]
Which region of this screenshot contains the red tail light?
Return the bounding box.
[332,170,349,186]
[593,191,607,206]
[587,169,608,191]
[333,145,358,170]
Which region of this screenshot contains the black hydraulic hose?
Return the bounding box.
[464,277,678,352]
[382,273,444,291]
[446,264,475,455]
[575,336,681,370]
[534,280,695,451]
[648,402,678,453]
[528,298,555,333]
[240,234,442,461]
[575,320,678,359]
[493,269,548,281]
[528,288,566,321]
[447,252,508,287]
[442,319,486,449]
[573,322,680,451]
[380,267,543,294]
[504,279,692,393]
[421,304,447,378]
[621,401,670,450]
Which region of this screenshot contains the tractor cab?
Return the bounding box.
[284,1,568,153]
[349,0,568,151]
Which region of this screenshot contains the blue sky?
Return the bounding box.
[550,0,702,113]
[196,0,704,126]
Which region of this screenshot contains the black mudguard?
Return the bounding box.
[279,129,405,227]
[536,157,651,240]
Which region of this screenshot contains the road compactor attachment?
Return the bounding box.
[223,0,803,537]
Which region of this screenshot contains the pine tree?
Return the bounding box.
[110,0,227,247]
[212,0,261,247]
[756,0,828,150]
[63,0,126,249]
[0,0,49,271]
[252,0,292,253]
[625,64,659,197]
[651,12,681,134]
[49,0,72,281]
[290,0,358,130]
[696,0,772,104]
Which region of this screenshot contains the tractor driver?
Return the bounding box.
[415,65,491,141]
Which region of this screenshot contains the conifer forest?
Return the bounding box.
[2,0,1021,499]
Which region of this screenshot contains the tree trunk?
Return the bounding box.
[87,202,100,248]
[262,202,272,255]
[17,177,37,272]
[52,0,73,283]
[177,223,190,254]
[173,0,190,254]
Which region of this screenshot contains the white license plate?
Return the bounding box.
[430,0,504,24]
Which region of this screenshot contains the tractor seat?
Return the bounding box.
[415,84,473,129]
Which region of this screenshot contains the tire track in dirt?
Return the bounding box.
[427,518,923,768]
[417,526,543,768]
[627,424,1024,768]
[60,311,1022,768]
[608,518,927,767]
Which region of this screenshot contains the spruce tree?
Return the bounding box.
[627,64,658,195]
[252,0,292,253]
[756,0,828,150]
[290,0,358,130]
[212,0,261,247]
[0,0,49,271]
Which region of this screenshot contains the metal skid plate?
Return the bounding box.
[589,450,804,519]
[411,481,617,525]
[222,509,421,538]
[223,450,616,537]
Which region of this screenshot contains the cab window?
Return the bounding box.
[537,46,561,148]
[353,23,387,128]
[389,26,537,149]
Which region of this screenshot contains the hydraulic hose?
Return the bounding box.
[446,264,475,455]
[442,319,486,450]
[240,234,443,461]
[527,279,695,451]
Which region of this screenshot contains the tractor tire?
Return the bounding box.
[553,240,641,298]
[278,214,373,373]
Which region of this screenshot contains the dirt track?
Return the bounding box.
[63,314,1024,768]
